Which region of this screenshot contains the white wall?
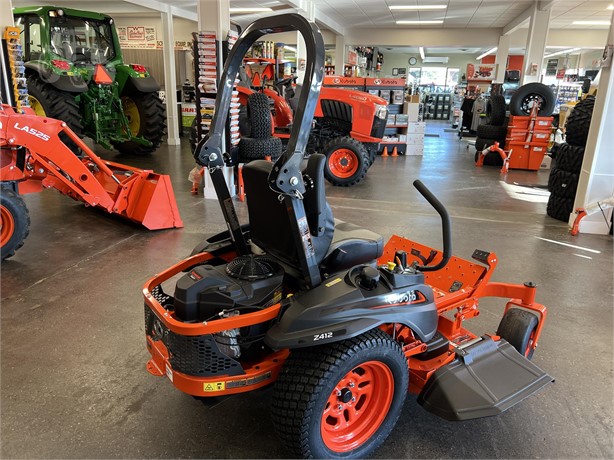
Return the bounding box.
[380,53,477,79]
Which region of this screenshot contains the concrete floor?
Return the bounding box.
[1,124,612,459]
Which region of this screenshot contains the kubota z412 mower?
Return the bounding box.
[143,15,552,459]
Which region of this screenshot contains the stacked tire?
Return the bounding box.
[239,92,283,163]
[546,97,595,221]
[474,94,507,166]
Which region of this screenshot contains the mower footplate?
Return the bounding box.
[417,337,553,421]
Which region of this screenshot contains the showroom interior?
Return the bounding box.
[0,0,613,458]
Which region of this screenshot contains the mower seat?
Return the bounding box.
[242,155,383,281]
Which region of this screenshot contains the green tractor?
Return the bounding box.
[13,6,166,155]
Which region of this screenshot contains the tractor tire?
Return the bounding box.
[548,168,579,199]
[555,143,585,174]
[271,328,408,459]
[488,95,507,126]
[114,91,166,155]
[477,124,507,140]
[475,136,506,152]
[247,92,272,139]
[323,136,369,187]
[564,96,595,147]
[26,74,84,154]
[510,82,555,117]
[497,308,539,359]
[238,136,282,162]
[547,194,574,222]
[1,188,30,261]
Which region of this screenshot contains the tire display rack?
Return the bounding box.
[505,112,553,170]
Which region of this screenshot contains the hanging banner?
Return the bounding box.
[545,58,558,76]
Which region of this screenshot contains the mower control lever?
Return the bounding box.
[412,180,452,272]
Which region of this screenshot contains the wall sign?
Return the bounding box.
[545,58,559,76]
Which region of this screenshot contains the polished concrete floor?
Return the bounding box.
[1,124,612,459]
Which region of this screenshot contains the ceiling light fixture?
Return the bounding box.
[572,20,611,25]
[389,5,447,10]
[284,45,297,53]
[544,47,581,58]
[229,7,273,13]
[419,46,425,60]
[396,20,444,24]
[476,47,497,60]
[607,5,614,10]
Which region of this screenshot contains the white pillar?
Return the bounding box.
[296,0,315,83]
[334,34,345,76]
[571,12,614,234]
[197,0,232,199]
[522,4,551,84]
[0,0,14,29]
[162,7,180,145]
[494,35,510,84]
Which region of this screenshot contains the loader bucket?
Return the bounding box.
[92,160,183,230]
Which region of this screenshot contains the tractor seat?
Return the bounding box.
[242,155,383,281]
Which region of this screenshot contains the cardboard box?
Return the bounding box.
[407,121,426,134]
[539,154,552,170]
[406,143,424,155]
[403,102,420,122]
[406,94,420,103]
[392,90,404,104]
[395,114,409,125]
[379,90,391,102]
[406,133,424,144]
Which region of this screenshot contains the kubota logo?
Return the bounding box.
[13,123,50,141]
[374,79,382,85]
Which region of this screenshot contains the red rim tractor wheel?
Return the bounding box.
[0,189,30,261]
[323,136,370,187]
[321,360,394,452]
[271,328,408,458]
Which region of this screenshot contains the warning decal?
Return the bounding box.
[203,381,226,392]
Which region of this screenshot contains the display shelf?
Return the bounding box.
[365,78,406,154]
[1,26,28,109]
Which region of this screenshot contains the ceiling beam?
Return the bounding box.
[122,0,197,21]
[283,0,345,35]
[502,4,534,36]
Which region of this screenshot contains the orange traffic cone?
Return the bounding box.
[381,147,389,157]
[391,147,398,157]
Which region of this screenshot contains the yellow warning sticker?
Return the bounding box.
[325,278,342,288]
[203,381,225,392]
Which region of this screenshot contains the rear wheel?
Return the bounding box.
[114,91,166,155]
[323,136,369,187]
[1,189,30,261]
[26,74,83,154]
[271,329,408,459]
[497,308,539,359]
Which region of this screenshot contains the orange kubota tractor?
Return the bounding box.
[189,58,388,187]
[0,104,183,260]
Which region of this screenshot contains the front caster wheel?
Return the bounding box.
[271,328,408,458]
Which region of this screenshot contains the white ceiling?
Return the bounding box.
[12,0,614,29]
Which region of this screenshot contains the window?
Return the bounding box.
[408,66,460,92]
[49,16,116,64]
[15,15,42,61]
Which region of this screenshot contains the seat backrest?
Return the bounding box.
[242,154,334,271]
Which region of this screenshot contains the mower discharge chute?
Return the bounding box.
[143,14,552,459]
[0,104,183,260]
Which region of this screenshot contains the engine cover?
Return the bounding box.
[173,262,284,322]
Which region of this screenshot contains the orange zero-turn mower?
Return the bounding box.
[143,14,552,459]
[0,104,183,260]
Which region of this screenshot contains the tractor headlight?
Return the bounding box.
[374,104,388,120]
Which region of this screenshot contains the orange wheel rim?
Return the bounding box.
[0,205,15,247]
[321,361,394,453]
[328,149,359,179]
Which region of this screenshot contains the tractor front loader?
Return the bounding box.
[0,104,183,260]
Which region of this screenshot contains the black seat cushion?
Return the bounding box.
[242,157,334,269]
[321,220,384,273]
